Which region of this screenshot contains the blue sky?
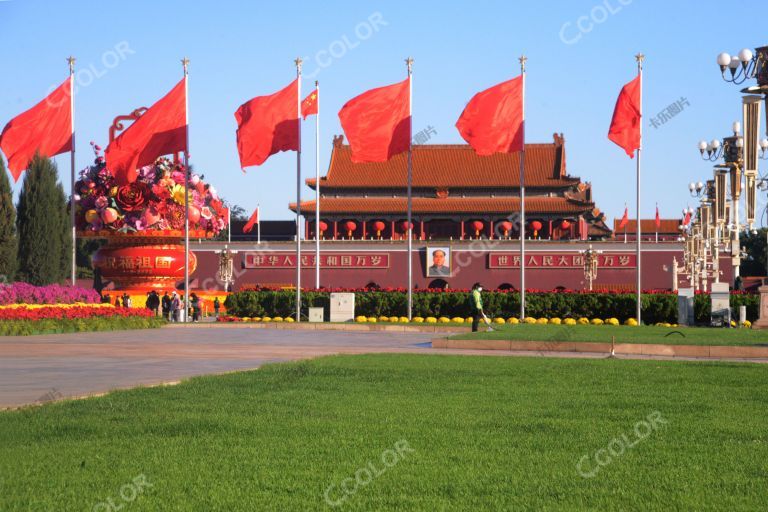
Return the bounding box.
[0,0,765,223]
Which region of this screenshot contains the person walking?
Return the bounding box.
[470,282,485,332]
[114,296,122,308]
[213,297,221,319]
[161,292,171,320]
[122,293,131,308]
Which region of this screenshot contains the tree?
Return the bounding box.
[0,159,17,282]
[56,182,72,281]
[740,229,767,277]
[16,154,67,285]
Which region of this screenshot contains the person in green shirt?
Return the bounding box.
[471,282,485,332]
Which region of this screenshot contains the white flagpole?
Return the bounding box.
[315,81,321,289]
[635,53,644,325]
[257,204,260,244]
[295,58,303,322]
[182,57,190,322]
[519,55,527,320]
[406,57,414,320]
[68,56,76,286]
[227,206,231,244]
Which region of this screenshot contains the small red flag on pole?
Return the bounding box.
[301,88,318,119]
[243,206,259,234]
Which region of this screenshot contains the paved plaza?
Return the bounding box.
[1,325,766,409]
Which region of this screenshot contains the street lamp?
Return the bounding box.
[698,122,744,162]
[582,244,602,291]
[215,244,238,292]
[689,181,706,197]
[716,47,766,86]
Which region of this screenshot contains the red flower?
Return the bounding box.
[115,183,149,212]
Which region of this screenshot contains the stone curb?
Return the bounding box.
[430,338,768,359]
[165,323,469,333]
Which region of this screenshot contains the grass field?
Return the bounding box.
[1,354,767,510]
[451,323,768,346]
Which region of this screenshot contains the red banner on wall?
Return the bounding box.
[244,252,390,269]
[488,253,636,269]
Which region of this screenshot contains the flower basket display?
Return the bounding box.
[75,144,228,290]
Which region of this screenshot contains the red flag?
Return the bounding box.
[619,206,629,229]
[0,78,72,182]
[235,79,298,170]
[655,205,661,229]
[105,79,187,185]
[338,78,410,163]
[455,75,524,155]
[243,207,259,234]
[682,210,692,227]
[608,75,641,158]
[302,89,318,119]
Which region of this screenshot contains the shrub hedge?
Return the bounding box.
[0,316,166,336]
[224,290,759,324]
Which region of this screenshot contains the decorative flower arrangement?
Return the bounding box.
[74,142,228,236]
[0,283,100,306]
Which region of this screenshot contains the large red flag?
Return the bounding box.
[105,79,187,185]
[243,206,259,234]
[608,75,641,158]
[0,78,72,182]
[455,76,524,156]
[235,79,298,170]
[302,89,318,119]
[338,78,410,163]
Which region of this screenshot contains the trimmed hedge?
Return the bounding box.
[0,316,166,336]
[224,290,759,324]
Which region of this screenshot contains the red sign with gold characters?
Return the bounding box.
[244,252,390,269]
[488,253,636,268]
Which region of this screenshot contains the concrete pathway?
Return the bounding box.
[1,325,765,408]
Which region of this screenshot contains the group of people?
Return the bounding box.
[101,290,222,322]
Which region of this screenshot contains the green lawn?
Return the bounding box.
[1,354,767,510]
[451,323,768,346]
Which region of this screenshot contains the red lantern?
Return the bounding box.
[530,220,542,238]
[499,220,513,236]
[471,220,484,237]
[372,220,386,237]
[560,219,571,230]
[344,220,357,237]
[318,221,328,233]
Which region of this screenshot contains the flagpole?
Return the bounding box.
[182,57,190,322]
[227,206,231,244]
[257,204,260,244]
[315,80,321,289]
[295,58,303,322]
[635,53,644,325]
[406,57,414,320]
[68,56,76,286]
[519,55,527,321]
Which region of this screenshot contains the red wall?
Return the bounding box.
[188,240,733,293]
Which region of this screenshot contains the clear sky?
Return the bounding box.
[1,0,766,224]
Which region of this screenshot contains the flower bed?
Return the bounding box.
[224,289,759,325]
[0,283,100,306]
[0,303,164,336]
